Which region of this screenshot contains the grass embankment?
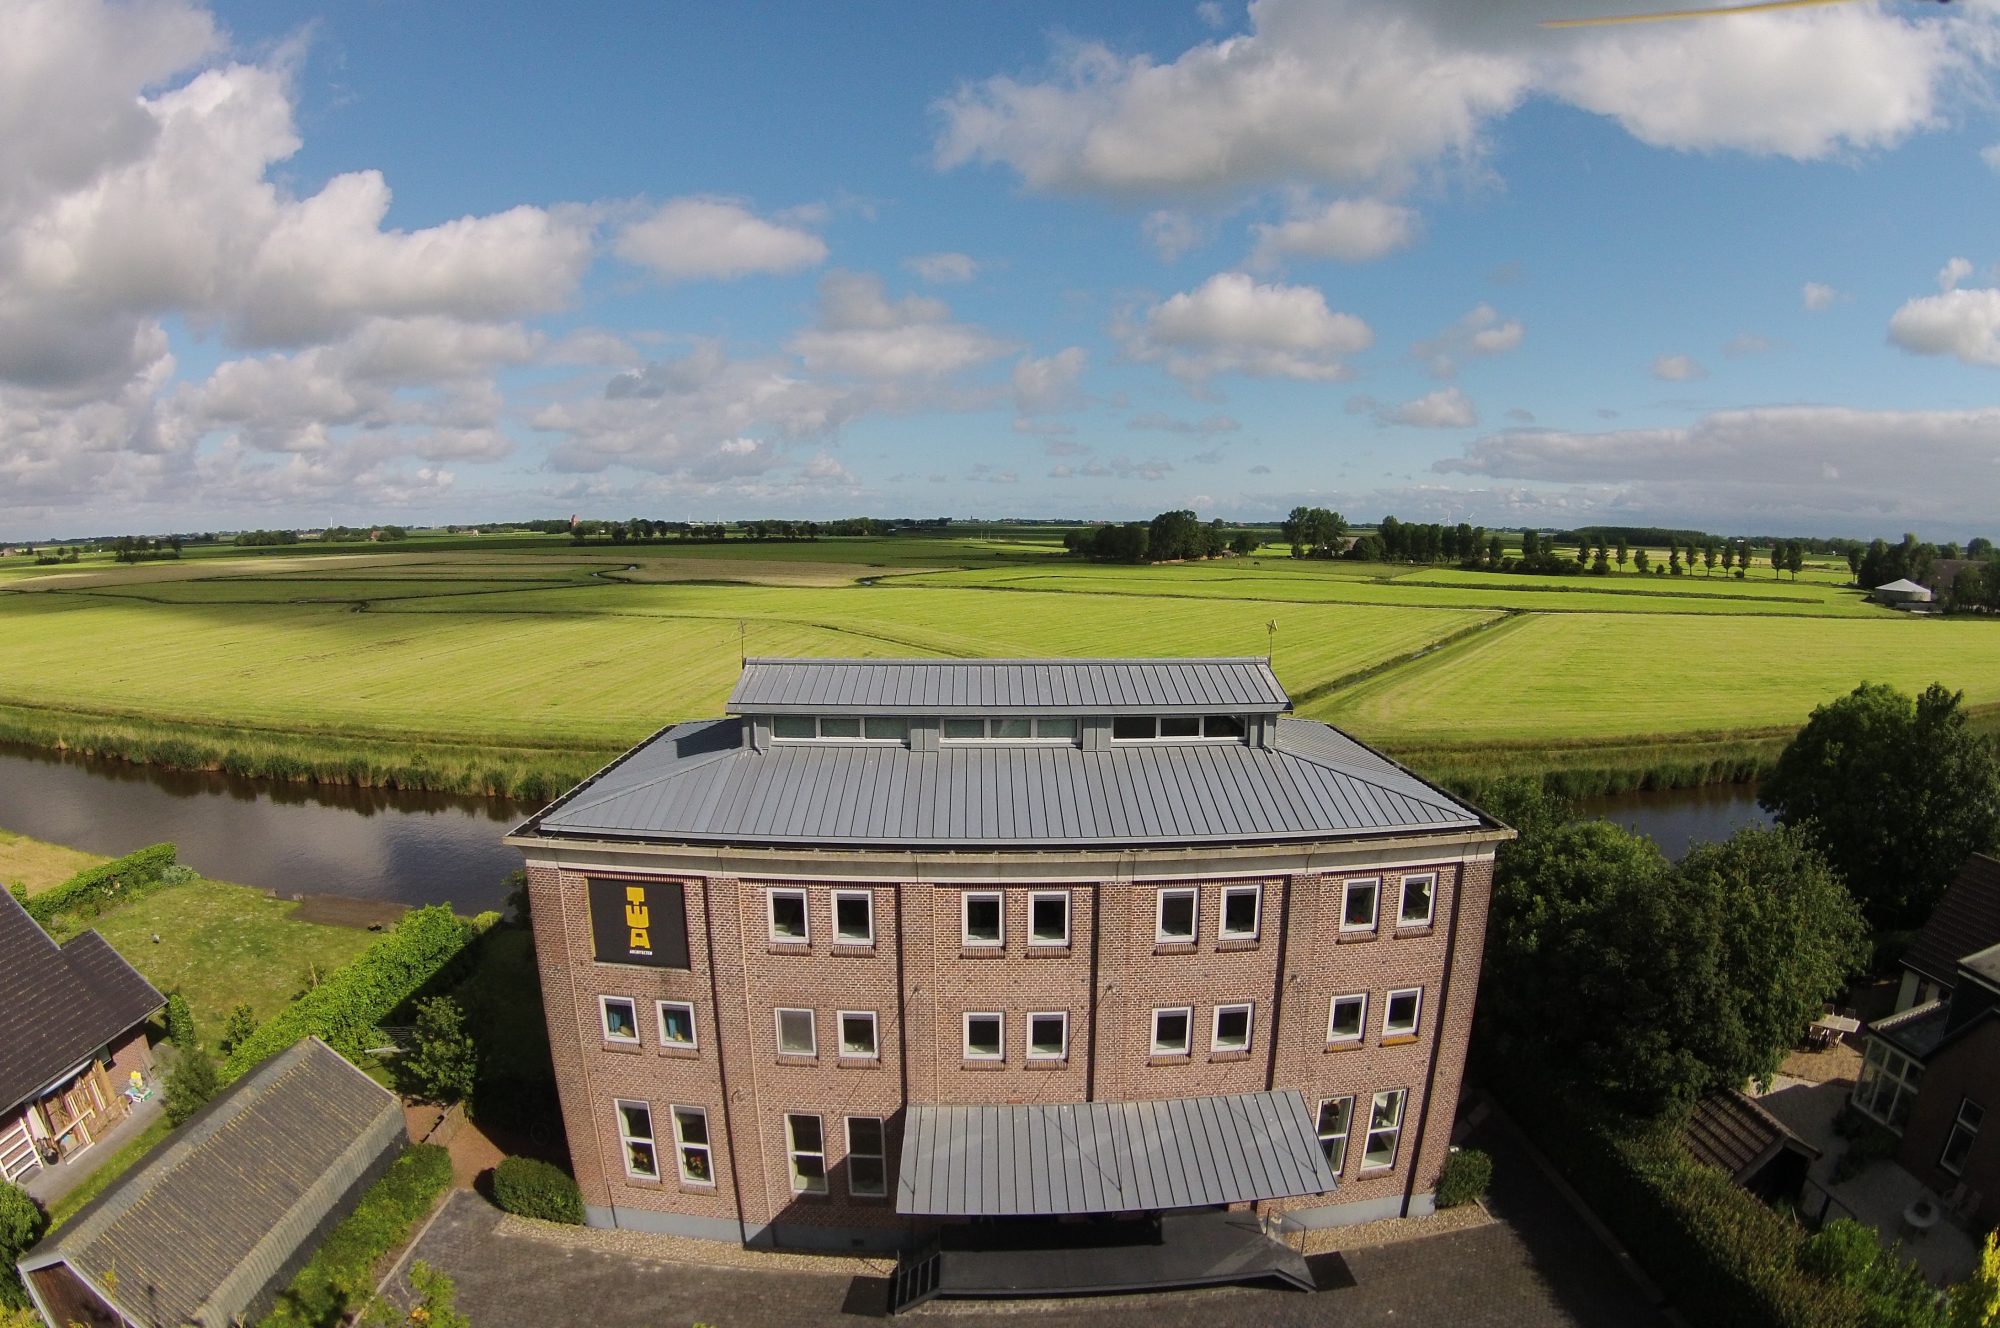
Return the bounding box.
[0,829,103,894]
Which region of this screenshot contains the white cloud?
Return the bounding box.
[1389,385,1477,428]
[614,196,827,284]
[905,251,980,283]
[1888,285,2000,367]
[1123,271,1372,383]
[1248,197,1419,267]
[1127,410,1239,435]
[1143,210,1204,262]
[934,0,1976,199]
[1413,303,1523,378]
[1983,144,2000,173]
[1650,353,1707,381]
[1012,347,1089,414]
[1938,256,1974,292]
[1196,2,1228,30]
[789,271,1013,378]
[1724,333,1773,357]
[1803,281,1846,311]
[800,451,857,487]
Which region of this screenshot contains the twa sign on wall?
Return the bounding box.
[586,877,690,969]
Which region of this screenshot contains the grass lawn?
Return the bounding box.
[52,876,380,1042]
[0,829,105,894]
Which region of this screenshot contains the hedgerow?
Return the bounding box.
[258,1143,452,1328]
[492,1157,584,1225]
[25,843,181,927]
[223,906,482,1079]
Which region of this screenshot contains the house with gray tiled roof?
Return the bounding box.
[1896,853,2000,1012]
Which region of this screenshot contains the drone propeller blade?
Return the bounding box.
[1543,0,1856,27]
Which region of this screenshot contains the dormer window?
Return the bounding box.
[1111,715,1248,741]
[770,716,909,743]
[940,717,1079,742]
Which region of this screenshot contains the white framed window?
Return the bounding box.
[672,1105,713,1186]
[615,1099,658,1180]
[847,1116,888,1198]
[939,716,1079,742]
[1029,891,1070,946]
[1317,1097,1354,1175]
[837,1010,879,1059]
[1853,1041,1924,1130]
[775,1007,817,1057]
[600,995,640,1044]
[1220,884,1261,940]
[1151,1006,1192,1055]
[962,891,1004,947]
[1328,993,1367,1045]
[657,1000,696,1049]
[1398,874,1437,928]
[1341,878,1380,933]
[1941,1098,1984,1175]
[1156,887,1198,943]
[833,890,874,944]
[1027,1011,1069,1060]
[767,888,809,943]
[771,715,907,743]
[786,1113,828,1194]
[1110,715,1245,740]
[1363,1089,1407,1171]
[963,1012,1004,1060]
[1383,988,1423,1040]
[1211,1003,1253,1053]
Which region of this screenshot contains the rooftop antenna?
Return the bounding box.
[1266,619,1277,665]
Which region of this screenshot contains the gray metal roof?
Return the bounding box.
[896,1091,1336,1217]
[22,1037,405,1328]
[523,715,1483,849]
[728,658,1291,716]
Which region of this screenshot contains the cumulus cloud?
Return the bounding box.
[1248,197,1419,267]
[934,0,1975,198]
[614,197,826,283]
[1122,271,1371,383]
[1413,303,1524,378]
[1803,281,1846,311]
[1889,284,2000,367]
[905,251,980,283]
[789,271,1013,378]
[1012,347,1089,415]
[1651,353,1707,381]
[1389,385,1477,428]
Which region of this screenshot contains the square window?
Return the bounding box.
[1159,715,1201,738]
[1035,717,1079,740]
[964,1012,1004,1060]
[838,1010,878,1059]
[1341,878,1380,932]
[847,1116,887,1198]
[616,1099,657,1180]
[657,1001,696,1049]
[991,717,1032,739]
[1156,888,1198,943]
[600,996,639,1043]
[1399,874,1436,928]
[864,716,908,742]
[772,715,815,739]
[1317,1097,1353,1175]
[672,1106,713,1186]
[1112,715,1157,740]
[775,1007,817,1057]
[833,890,873,944]
[787,1113,828,1195]
[768,889,809,943]
[942,718,985,739]
[818,715,861,738]
[1384,988,1422,1039]
[1212,1003,1253,1052]
[1152,1007,1192,1055]
[1203,715,1246,739]
[1028,1012,1068,1060]
[1220,885,1260,939]
[1029,892,1069,946]
[963,892,1003,946]
[1363,1089,1406,1170]
[1328,993,1367,1044]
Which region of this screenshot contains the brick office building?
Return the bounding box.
[510,658,1510,1275]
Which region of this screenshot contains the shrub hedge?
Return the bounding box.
[223,906,481,1080]
[258,1144,452,1328]
[1436,1147,1493,1209]
[25,843,180,927]
[492,1157,585,1225]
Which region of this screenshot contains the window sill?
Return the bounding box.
[1394,925,1435,940]
[1381,1034,1419,1047]
[621,1173,664,1187]
[1025,1057,1068,1070]
[1152,941,1198,956]
[1026,944,1073,957]
[677,1179,718,1193]
[774,1053,819,1066]
[1324,1040,1365,1053]
[1148,1053,1192,1066]
[957,946,1006,959]
[959,1059,1008,1071]
[836,1055,882,1069]
[1357,1164,1395,1177]
[1208,1049,1253,1062]
[1216,937,1260,951]
[830,943,877,957]
[1336,931,1378,945]
[657,1046,700,1059]
[765,941,811,955]
[601,1041,644,1056]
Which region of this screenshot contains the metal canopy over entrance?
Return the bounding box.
[895,1091,1337,1218]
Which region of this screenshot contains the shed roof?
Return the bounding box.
[522,714,1485,849]
[895,1091,1336,1217]
[728,657,1291,716]
[1680,1089,1820,1183]
[1904,855,2000,987]
[0,890,163,1115]
[20,1037,405,1328]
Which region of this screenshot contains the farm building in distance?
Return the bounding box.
[509,658,1511,1301]
[1872,578,1934,608]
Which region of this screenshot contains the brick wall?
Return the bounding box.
[1891,1018,2000,1229]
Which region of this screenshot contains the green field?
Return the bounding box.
[0,534,1990,794]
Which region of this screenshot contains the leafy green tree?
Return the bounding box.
[165,1045,220,1126]
[1633,548,1649,573]
[366,1261,471,1328]
[1228,531,1258,556]
[0,1182,46,1309]
[1761,682,2000,928]
[1488,534,1503,566]
[1950,1231,2000,1328]
[223,1003,258,1054]
[1615,539,1628,570]
[405,996,477,1106]
[165,991,197,1050]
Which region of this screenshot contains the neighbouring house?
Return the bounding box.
[1853,940,2000,1231]
[0,890,163,1185]
[509,657,1512,1303]
[1680,1088,1821,1207]
[16,1036,406,1328]
[1871,578,1934,608]
[1896,853,2000,1013]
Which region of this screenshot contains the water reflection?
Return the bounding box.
[1575,782,1773,860]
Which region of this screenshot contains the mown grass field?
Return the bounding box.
[0,533,1990,792]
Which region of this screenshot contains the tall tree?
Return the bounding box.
[1615,539,1629,571]
[1785,541,1804,580]
[1761,682,2000,928]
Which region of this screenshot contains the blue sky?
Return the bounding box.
[4,0,2000,538]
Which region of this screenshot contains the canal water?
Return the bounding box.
[0,741,1772,910]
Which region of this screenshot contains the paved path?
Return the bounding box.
[392,1118,1667,1328]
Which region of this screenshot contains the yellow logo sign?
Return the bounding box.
[625,885,651,954]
